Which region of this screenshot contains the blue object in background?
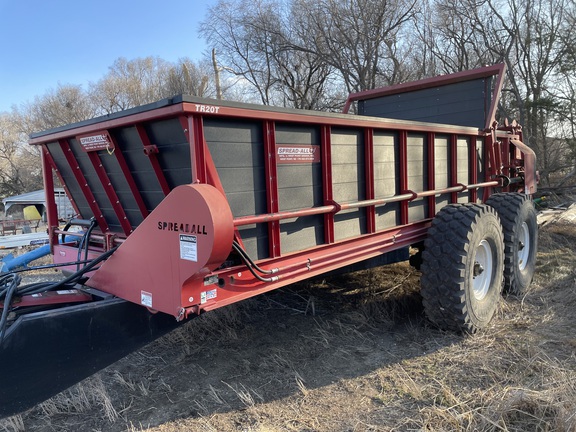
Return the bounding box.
[0,244,50,273]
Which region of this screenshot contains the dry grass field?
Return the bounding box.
[1,209,575,432]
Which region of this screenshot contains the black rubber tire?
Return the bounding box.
[486,193,538,295]
[421,204,504,333]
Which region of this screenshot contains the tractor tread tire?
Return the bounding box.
[421,203,504,333]
[486,193,538,295]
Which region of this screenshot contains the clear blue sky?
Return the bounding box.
[0,0,218,112]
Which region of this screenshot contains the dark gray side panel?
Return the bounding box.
[434,135,450,211]
[204,118,268,259]
[67,138,122,232]
[276,124,324,255]
[98,146,144,229]
[112,126,166,212]
[331,129,366,241]
[47,142,92,222]
[407,134,428,222]
[476,138,485,201]
[457,137,470,203]
[373,132,400,230]
[359,78,491,129]
[144,118,192,188]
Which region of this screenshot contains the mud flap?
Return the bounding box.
[0,297,182,418]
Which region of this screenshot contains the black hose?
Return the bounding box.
[0,274,22,344]
[0,246,118,344]
[76,233,86,271]
[16,246,117,295]
[77,218,97,271]
[232,241,276,275]
[232,242,278,283]
[83,219,97,263]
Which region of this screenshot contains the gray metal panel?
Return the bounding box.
[334,209,366,241]
[359,78,491,128]
[204,118,268,259]
[457,137,469,203]
[236,224,269,261]
[280,216,324,255]
[144,118,192,188]
[407,134,428,222]
[331,128,366,240]
[275,124,320,145]
[67,138,123,232]
[277,179,323,210]
[113,126,165,211]
[373,132,400,230]
[434,135,450,211]
[476,138,485,183]
[276,124,322,211]
[98,147,144,229]
[204,118,265,216]
[476,138,485,202]
[46,141,92,220]
[276,124,324,253]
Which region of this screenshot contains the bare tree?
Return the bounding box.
[201,0,281,105]
[425,0,576,185]
[201,0,341,109]
[22,84,96,131]
[164,57,211,98]
[0,112,43,198]
[484,0,575,185]
[292,0,418,92]
[421,0,490,73]
[90,57,172,114]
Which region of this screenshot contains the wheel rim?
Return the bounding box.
[473,239,493,300]
[518,221,530,271]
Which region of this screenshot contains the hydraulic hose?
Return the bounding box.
[76,218,97,271]
[232,241,279,283]
[232,241,277,275]
[0,246,118,343]
[0,273,21,344]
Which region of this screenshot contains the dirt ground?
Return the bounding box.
[1,211,575,432]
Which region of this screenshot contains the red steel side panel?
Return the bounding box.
[41,147,60,248]
[30,74,533,319]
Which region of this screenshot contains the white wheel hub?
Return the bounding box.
[473,239,493,300]
[518,222,530,271]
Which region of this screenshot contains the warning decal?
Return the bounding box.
[200,288,218,305]
[77,130,115,152]
[141,291,153,307]
[276,145,320,164]
[179,234,198,262]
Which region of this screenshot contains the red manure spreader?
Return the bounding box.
[0,64,538,417]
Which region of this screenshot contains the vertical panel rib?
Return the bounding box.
[321,125,334,244]
[264,120,281,258]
